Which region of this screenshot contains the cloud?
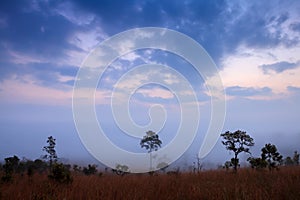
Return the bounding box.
[1,0,300,105]
[287,86,300,94]
[226,86,272,97]
[289,22,300,32]
[0,76,72,105]
[7,50,46,65]
[68,28,107,52]
[0,75,111,105]
[136,87,174,99]
[0,60,78,89]
[1,0,300,73]
[66,0,300,66]
[119,52,142,63]
[53,1,96,26]
[0,0,107,74]
[276,12,289,25]
[259,61,299,74]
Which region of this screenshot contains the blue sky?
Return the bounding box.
[0,0,300,168]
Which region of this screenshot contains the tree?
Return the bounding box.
[140,130,162,172]
[220,130,254,172]
[293,151,299,165]
[261,143,283,171]
[43,136,57,167]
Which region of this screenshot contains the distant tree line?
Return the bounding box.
[0,130,299,184]
[0,133,162,184]
[0,136,102,183]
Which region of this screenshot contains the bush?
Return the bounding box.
[247,157,267,170]
[112,164,129,176]
[48,163,72,184]
[83,164,97,175]
[1,156,19,183]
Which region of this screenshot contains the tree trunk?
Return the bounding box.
[234,153,238,172]
[150,151,152,172]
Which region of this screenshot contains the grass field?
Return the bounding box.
[1,166,300,200]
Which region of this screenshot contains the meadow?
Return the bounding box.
[1,166,299,200]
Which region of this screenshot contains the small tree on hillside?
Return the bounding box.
[43,136,57,167]
[140,130,162,172]
[261,143,283,171]
[221,130,254,172]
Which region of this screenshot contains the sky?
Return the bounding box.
[0,0,300,169]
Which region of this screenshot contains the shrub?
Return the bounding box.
[1,155,20,183]
[112,164,129,176]
[83,164,97,175]
[247,157,267,169]
[48,163,72,184]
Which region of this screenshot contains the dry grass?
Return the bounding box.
[1,166,300,200]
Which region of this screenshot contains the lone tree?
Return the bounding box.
[261,143,283,171]
[221,130,254,172]
[43,136,57,167]
[140,130,162,171]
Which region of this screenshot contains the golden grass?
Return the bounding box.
[1,166,300,200]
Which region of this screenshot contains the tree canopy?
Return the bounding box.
[140,130,162,172]
[261,143,283,171]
